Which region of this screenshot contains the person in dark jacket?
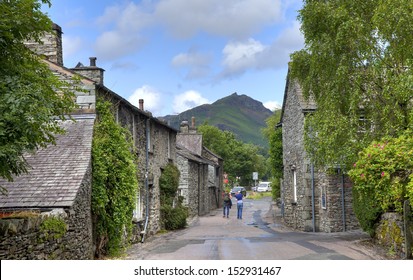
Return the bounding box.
[222,191,232,218]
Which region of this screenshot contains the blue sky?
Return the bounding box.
[42,0,304,117]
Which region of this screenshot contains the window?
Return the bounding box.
[293,170,297,203]
[133,190,143,220]
[321,186,327,209]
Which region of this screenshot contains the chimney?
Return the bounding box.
[89,57,97,67]
[71,57,105,85]
[191,116,196,128]
[180,120,189,133]
[139,99,144,111]
[24,23,63,66]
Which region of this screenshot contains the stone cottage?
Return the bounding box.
[176,118,224,217]
[0,116,95,259]
[41,24,180,240]
[279,72,359,232]
[0,23,180,260]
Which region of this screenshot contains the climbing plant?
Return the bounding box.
[91,100,139,257]
[159,163,187,230]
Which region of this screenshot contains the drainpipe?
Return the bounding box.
[198,164,201,215]
[141,118,150,243]
[341,169,346,232]
[311,163,315,232]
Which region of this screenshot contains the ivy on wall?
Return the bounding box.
[92,100,139,257]
[159,163,188,230]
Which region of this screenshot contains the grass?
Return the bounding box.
[247,191,273,200]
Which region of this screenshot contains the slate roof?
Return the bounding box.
[176,144,216,166]
[0,116,95,209]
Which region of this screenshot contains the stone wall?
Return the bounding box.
[25,23,63,66]
[99,91,177,238]
[282,80,311,231]
[318,171,359,233]
[202,148,223,211]
[0,165,93,260]
[177,155,199,217]
[208,165,220,210]
[198,164,209,216]
[282,79,359,233]
[375,212,413,259]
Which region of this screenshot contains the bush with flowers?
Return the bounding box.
[348,130,413,235]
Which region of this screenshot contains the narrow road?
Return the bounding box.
[126,196,385,260]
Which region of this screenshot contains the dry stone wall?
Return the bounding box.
[0,166,93,259]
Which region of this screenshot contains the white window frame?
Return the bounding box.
[133,190,143,220]
[321,186,327,209]
[293,170,297,203]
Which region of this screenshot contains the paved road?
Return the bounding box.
[126,196,385,260]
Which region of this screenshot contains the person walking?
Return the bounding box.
[234,190,244,219]
[222,191,232,218]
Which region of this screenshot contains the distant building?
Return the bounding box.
[176,118,223,217]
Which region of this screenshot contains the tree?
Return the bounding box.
[198,123,265,187]
[262,110,283,197]
[0,0,75,187]
[290,0,413,168]
[262,110,283,179]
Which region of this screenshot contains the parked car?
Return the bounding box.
[251,185,258,192]
[257,182,271,192]
[230,186,247,197]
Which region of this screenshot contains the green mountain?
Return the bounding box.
[161,93,274,148]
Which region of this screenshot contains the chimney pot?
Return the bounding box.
[139,99,144,110]
[89,57,97,67]
[191,116,196,128]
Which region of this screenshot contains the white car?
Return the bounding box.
[257,182,271,192]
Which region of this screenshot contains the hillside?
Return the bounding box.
[161,93,274,148]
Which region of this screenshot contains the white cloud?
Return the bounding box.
[127,85,164,116]
[255,20,304,69]
[94,2,152,60]
[173,90,210,113]
[92,0,292,62]
[62,35,82,59]
[264,101,282,111]
[219,21,304,78]
[95,31,146,60]
[154,0,282,39]
[221,38,266,77]
[171,49,212,79]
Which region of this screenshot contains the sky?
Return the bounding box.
[42,0,305,117]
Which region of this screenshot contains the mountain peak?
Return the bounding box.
[162,93,273,147]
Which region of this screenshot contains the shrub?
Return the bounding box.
[159,163,180,205]
[160,204,188,230]
[348,130,413,234]
[159,163,188,230]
